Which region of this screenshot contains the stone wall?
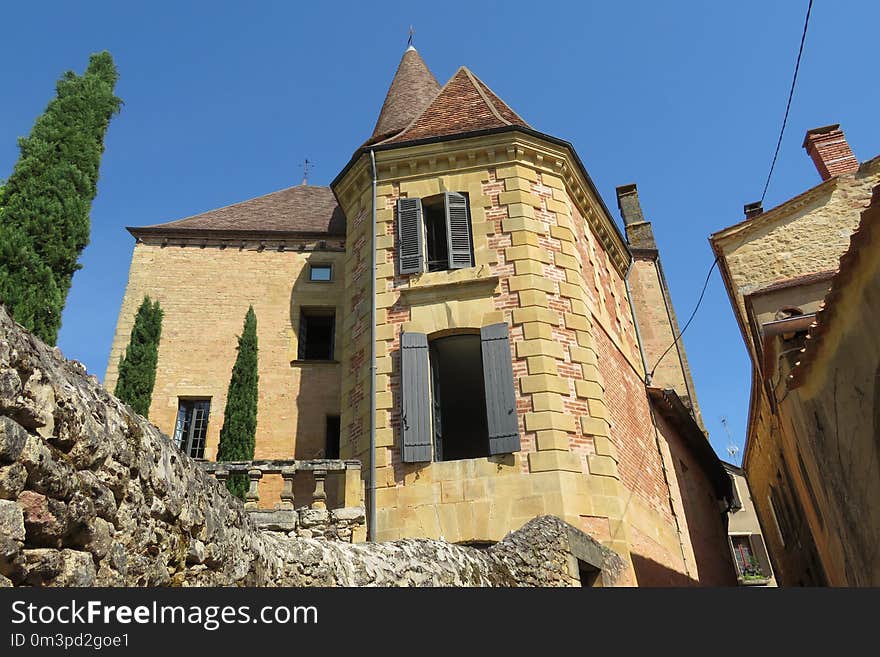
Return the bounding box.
[0,306,624,587]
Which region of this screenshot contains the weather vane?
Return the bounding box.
[408,25,414,48]
[299,158,314,186]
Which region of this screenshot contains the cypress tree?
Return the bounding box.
[114,296,163,417]
[217,306,259,499]
[0,51,122,344]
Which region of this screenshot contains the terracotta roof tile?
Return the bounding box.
[369,47,441,142]
[380,66,530,145]
[130,185,345,236]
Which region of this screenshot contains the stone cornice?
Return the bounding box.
[332,128,632,278]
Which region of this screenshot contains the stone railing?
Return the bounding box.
[199,459,366,542]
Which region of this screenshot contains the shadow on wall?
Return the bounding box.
[630,554,700,587]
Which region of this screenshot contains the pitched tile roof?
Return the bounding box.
[369,46,441,144]
[129,185,346,237]
[377,66,530,145]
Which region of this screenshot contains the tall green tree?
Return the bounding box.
[114,296,163,417]
[217,306,259,499]
[0,51,122,344]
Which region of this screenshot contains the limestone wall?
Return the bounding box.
[332,131,699,585]
[105,238,345,505]
[0,305,625,587]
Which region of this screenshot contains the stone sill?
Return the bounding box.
[739,577,771,586]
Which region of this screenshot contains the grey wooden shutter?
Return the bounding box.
[480,323,521,455]
[397,198,424,274]
[749,534,772,578]
[400,331,432,462]
[729,474,742,511]
[444,192,474,269]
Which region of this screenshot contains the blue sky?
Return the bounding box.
[1,1,878,464]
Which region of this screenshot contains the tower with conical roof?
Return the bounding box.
[331,44,712,585]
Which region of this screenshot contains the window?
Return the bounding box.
[325,415,341,459]
[397,192,474,274]
[400,323,520,463]
[298,308,335,360]
[430,334,490,461]
[731,535,754,575]
[309,264,332,282]
[173,399,210,459]
[731,534,772,580]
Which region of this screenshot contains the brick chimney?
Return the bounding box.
[744,201,763,220]
[802,124,859,180]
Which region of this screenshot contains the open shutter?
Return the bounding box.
[480,323,521,455]
[397,198,424,274]
[444,192,474,269]
[729,474,742,511]
[400,331,432,462]
[749,534,773,578]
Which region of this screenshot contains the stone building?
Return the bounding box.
[107,45,736,585]
[723,462,776,586]
[710,125,880,585]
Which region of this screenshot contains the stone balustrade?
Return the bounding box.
[198,459,366,542]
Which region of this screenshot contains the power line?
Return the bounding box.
[760,0,814,203]
[648,256,718,382]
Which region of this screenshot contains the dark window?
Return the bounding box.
[731,535,756,576]
[396,192,474,274]
[400,325,520,464]
[325,415,341,459]
[429,334,489,461]
[796,448,824,530]
[298,308,335,360]
[309,264,332,282]
[423,195,450,272]
[173,399,210,459]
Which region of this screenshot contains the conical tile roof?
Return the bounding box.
[379,66,530,145]
[370,46,441,142]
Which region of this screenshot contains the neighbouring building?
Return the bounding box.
[723,462,776,586]
[107,45,736,585]
[710,124,880,586]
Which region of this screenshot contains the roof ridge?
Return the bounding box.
[466,68,529,126]
[462,67,510,126]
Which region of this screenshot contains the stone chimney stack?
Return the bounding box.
[802,124,860,181]
[616,184,656,250]
[744,201,763,220]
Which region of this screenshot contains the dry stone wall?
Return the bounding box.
[0,307,623,587]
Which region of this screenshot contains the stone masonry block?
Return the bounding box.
[518,290,548,308]
[521,375,570,395]
[575,379,604,400]
[564,313,590,331]
[505,245,551,263]
[509,274,557,294]
[587,455,620,479]
[535,429,571,451]
[550,225,575,243]
[512,307,560,326]
[528,451,583,474]
[526,355,558,375]
[581,416,610,437]
[515,339,565,359]
[524,411,576,433]
[569,345,598,366]
[531,392,564,413]
[511,231,540,247]
[501,217,545,235]
[523,322,553,340]
[514,260,545,276]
